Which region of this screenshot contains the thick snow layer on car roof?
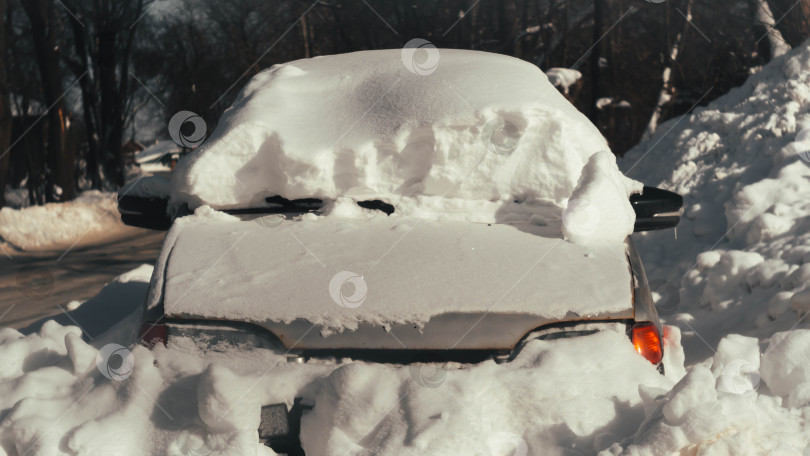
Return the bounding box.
[170,49,640,243]
[155,215,632,333]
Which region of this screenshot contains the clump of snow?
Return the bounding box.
[0,191,131,250]
[174,205,240,225]
[197,364,261,433]
[562,151,641,244]
[596,97,613,110]
[603,334,809,455]
[546,67,582,94]
[170,50,637,244]
[761,330,810,407]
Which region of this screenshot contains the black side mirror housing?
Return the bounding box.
[118,195,172,230]
[630,186,683,232]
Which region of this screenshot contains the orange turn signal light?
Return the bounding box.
[631,323,663,364]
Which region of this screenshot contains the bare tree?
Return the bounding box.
[644,0,693,138]
[21,0,75,202]
[61,0,148,188]
[752,0,791,59]
[0,0,10,208]
[768,0,810,47]
[589,0,605,121]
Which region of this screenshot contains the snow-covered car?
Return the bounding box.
[120,49,682,452]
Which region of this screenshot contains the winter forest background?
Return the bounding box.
[0,0,808,208]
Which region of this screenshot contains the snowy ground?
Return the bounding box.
[3,44,810,455]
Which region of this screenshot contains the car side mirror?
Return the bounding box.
[118,195,172,230]
[630,186,683,232]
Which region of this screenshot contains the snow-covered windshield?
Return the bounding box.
[170,49,640,244]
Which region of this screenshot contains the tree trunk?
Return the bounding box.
[752,0,791,60]
[767,0,810,47]
[22,0,75,202]
[644,0,693,138]
[589,0,604,121]
[98,26,122,187]
[300,10,311,58]
[498,0,519,56]
[0,0,11,208]
[63,0,102,190]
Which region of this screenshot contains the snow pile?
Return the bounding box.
[610,38,810,456]
[3,288,809,456]
[301,329,672,455]
[0,321,157,455]
[620,39,810,354]
[603,333,809,455]
[170,49,639,243]
[0,284,678,456]
[0,191,130,250]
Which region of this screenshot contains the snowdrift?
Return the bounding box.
[614,38,810,453]
[0,191,130,251]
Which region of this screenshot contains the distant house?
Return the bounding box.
[135,141,183,170]
[121,140,146,166]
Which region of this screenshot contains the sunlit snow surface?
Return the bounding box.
[158,215,632,336]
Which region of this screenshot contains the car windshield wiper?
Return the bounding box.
[225,196,324,215]
[227,196,395,216]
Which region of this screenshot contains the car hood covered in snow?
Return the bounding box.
[147,214,634,350]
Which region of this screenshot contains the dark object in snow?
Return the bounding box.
[260,399,308,456]
[357,199,395,215]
